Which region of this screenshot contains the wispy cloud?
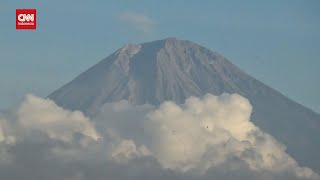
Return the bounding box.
[118,12,155,33]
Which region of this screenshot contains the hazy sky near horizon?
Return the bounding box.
[0,0,319,112]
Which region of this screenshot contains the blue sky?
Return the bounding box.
[1,0,319,112]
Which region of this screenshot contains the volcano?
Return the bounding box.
[48,37,320,173]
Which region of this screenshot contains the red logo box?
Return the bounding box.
[16,9,36,30]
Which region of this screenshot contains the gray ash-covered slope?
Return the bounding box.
[49,38,320,172]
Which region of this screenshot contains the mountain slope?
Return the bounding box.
[48,38,320,172]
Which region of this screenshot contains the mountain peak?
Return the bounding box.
[163,37,180,43]
[118,43,142,57]
[142,37,190,50]
[164,37,178,40]
[49,38,235,111]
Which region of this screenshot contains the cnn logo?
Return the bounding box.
[17,14,34,22]
[16,9,36,30]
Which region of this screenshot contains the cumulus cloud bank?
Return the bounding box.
[0,94,318,180]
[118,12,155,33]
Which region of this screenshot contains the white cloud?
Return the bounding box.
[94,94,319,179]
[0,121,5,142]
[143,94,317,179]
[0,119,15,145]
[16,94,101,143]
[0,94,101,145]
[110,139,151,163]
[118,12,155,33]
[0,93,318,180]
